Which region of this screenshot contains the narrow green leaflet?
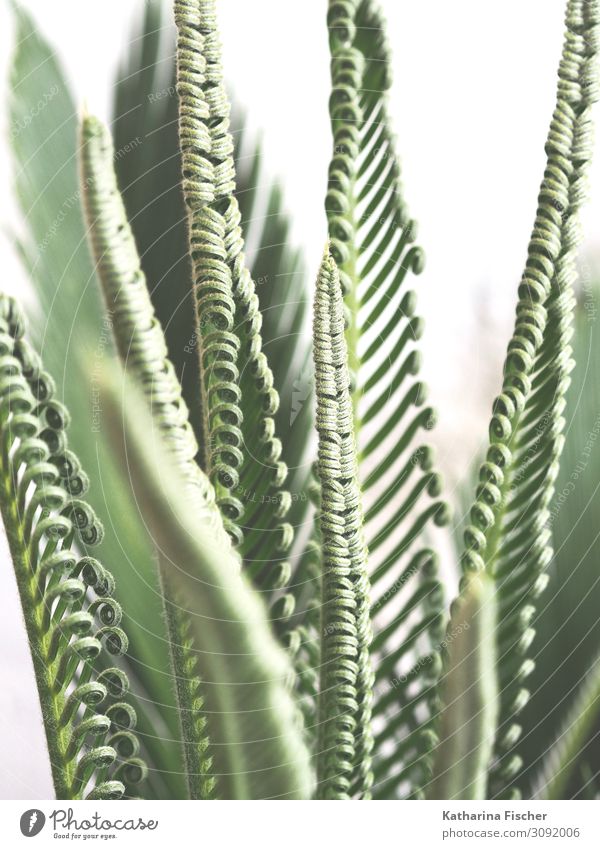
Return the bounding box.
[458,0,600,798]
[323,0,449,798]
[534,654,600,799]
[102,371,314,800]
[0,295,146,799]
[427,576,498,800]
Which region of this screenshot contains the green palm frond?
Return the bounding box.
[79,113,228,551]
[173,0,299,639]
[111,0,312,562]
[102,370,314,800]
[236,147,313,551]
[7,0,600,804]
[457,0,599,799]
[0,295,146,799]
[79,112,234,798]
[8,2,185,797]
[533,654,600,800]
[112,0,202,442]
[323,0,449,798]
[427,575,498,800]
[518,281,600,794]
[313,251,373,799]
[112,1,311,533]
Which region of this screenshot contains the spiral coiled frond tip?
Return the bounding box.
[458,0,600,798]
[174,0,298,653]
[322,0,449,799]
[0,294,145,799]
[314,250,374,800]
[80,110,221,799]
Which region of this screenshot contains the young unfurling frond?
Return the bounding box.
[0,296,145,799]
[314,250,374,799]
[80,112,226,799]
[322,0,449,797]
[173,0,298,651]
[458,0,599,798]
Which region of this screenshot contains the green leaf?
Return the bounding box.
[427,575,498,800]
[458,0,600,798]
[79,112,229,552]
[8,1,185,798]
[313,250,374,799]
[112,0,313,794]
[235,144,313,556]
[0,295,146,799]
[323,0,449,798]
[517,283,600,795]
[112,0,202,441]
[110,1,312,559]
[533,654,600,799]
[79,111,234,798]
[101,368,314,800]
[172,0,301,643]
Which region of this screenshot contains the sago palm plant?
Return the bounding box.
[4,0,600,800]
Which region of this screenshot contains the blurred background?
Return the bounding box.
[1,0,600,798]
